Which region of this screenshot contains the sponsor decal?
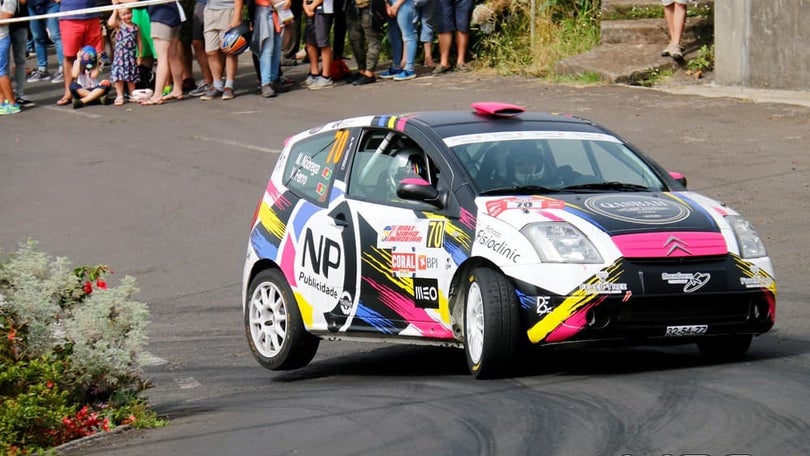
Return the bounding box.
[475,226,521,263]
[535,296,554,316]
[391,249,417,277]
[297,271,340,299]
[380,224,424,244]
[417,254,440,270]
[338,291,353,315]
[661,272,711,293]
[321,167,332,179]
[413,277,440,309]
[485,196,566,217]
[585,195,690,225]
[579,271,628,294]
[740,275,774,288]
[301,228,342,278]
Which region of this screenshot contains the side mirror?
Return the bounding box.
[397,178,445,208]
[669,171,687,188]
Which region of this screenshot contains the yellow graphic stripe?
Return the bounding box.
[527,261,623,343]
[362,246,412,293]
[294,291,314,327]
[258,200,286,240]
[733,255,777,295]
[326,129,349,164]
[386,116,399,129]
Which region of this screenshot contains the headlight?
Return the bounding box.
[521,222,603,263]
[726,215,767,258]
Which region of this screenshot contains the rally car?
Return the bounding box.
[241,102,776,378]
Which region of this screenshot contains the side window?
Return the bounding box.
[347,129,437,207]
[282,132,343,204]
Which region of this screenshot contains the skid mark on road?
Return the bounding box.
[194,135,281,154]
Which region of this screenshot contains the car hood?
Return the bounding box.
[481,192,721,236]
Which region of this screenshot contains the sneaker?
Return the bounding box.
[200,87,223,100]
[51,68,64,84]
[270,80,291,93]
[303,74,319,87]
[0,102,21,115]
[261,84,277,98]
[662,43,683,59]
[308,76,334,90]
[278,76,295,88]
[393,70,417,81]
[189,81,210,97]
[221,87,235,100]
[351,75,376,86]
[27,69,50,82]
[378,67,403,79]
[15,97,35,108]
[72,98,84,109]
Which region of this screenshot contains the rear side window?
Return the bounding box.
[282,132,343,204]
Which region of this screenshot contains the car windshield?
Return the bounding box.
[444,131,667,194]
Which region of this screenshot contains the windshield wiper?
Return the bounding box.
[480,185,560,196]
[560,181,652,192]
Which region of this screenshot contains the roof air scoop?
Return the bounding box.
[471,102,525,118]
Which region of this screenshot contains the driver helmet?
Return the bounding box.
[507,144,545,185]
[388,148,426,187]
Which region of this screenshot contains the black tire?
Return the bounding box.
[244,269,319,370]
[463,267,521,379]
[697,334,753,362]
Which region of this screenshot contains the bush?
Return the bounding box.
[0,240,162,455]
[471,0,600,77]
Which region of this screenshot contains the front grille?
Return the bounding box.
[615,294,751,325]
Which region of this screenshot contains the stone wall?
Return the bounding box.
[715,0,810,90]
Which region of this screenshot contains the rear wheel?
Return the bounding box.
[245,269,319,370]
[697,334,753,362]
[463,267,520,379]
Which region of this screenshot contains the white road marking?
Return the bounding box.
[194,135,281,154]
[41,105,103,119]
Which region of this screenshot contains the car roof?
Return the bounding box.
[404,110,610,139]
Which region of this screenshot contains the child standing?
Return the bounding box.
[0,0,21,115]
[71,45,112,108]
[108,6,142,105]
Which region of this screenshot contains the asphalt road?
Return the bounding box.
[2,60,809,456]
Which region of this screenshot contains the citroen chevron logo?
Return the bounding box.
[663,235,692,256]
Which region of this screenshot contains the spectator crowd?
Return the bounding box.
[0,0,476,114]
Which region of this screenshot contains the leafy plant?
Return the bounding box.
[0,240,161,455]
[472,0,600,77]
[687,44,715,73]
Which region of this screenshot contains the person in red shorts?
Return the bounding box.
[56,0,102,105]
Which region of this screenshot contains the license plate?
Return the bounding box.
[665,325,708,337]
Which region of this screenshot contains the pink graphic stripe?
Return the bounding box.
[365,277,454,339]
[612,231,727,258]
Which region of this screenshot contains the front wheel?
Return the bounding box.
[245,268,319,370]
[463,267,520,379]
[697,334,753,362]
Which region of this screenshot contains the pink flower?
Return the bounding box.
[83,281,93,294]
[96,279,107,290]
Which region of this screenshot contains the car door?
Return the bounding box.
[333,128,459,340]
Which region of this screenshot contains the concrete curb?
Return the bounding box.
[652,81,810,108]
[53,425,132,455]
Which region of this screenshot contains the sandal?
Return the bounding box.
[161,93,185,102]
[114,96,125,106]
[56,96,72,106]
[140,98,165,106]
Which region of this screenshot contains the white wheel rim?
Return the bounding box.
[466,281,485,365]
[249,281,288,358]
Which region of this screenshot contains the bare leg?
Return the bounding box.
[193,39,213,85]
[455,30,468,66]
[437,32,451,68]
